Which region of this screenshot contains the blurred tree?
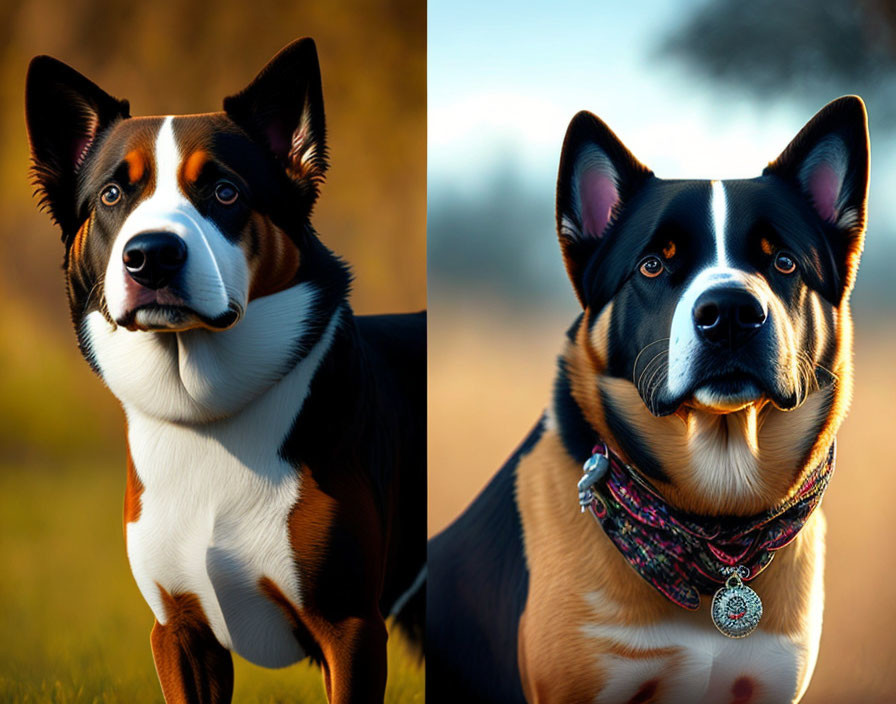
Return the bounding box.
[657,0,896,123]
[428,164,571,311]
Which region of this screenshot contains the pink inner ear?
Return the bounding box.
[580,170,619,238]
[72,113,99,170]
[807,162,841,223]
[266,119,290,160]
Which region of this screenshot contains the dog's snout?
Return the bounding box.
[123,232,187,290]
[693,287,767,348]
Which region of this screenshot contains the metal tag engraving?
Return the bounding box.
[711,570,763,639]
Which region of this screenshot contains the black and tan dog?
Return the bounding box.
[428,97,868,703]
[26,39,424,703]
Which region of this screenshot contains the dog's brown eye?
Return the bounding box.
[100,184,121,207]
[774,252,797,275]
[639,256,664,278]
[215,181,239,205]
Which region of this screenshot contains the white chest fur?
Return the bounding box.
[583,614,806,704]
[119,302,340,669]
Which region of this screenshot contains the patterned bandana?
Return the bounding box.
[579,442,836,610]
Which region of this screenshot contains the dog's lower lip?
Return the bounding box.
[689,374,764,412]
[117,303,242,332]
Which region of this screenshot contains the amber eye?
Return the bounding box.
[100,184,121,207]
[214,181,239,205]
[774,252,797,275]
[639,256,664,278]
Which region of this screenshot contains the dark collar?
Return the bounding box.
[577,441,836,610]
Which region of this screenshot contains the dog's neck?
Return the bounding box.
[554,352,836,517]
[85,282,347,425]
[576,438,835,609]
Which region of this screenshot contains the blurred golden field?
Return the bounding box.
[1,0,424,701]
[429,303,896,704]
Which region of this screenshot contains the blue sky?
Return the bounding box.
[428,0,866,191]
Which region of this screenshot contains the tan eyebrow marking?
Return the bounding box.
[182,149,211,185]
[662,241,676,259]
[760,237,774,255]
[124,150,147,184]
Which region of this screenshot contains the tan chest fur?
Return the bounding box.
[515,429,826,704]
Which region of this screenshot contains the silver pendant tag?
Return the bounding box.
[711,569,763,639]
[578,452,609,511]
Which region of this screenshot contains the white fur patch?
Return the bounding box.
[124,305,342,668]
[582,592,807,704]
[85,283,319,423]
[710,180,729,266]
[104,116,249,324]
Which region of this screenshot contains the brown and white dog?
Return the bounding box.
[428,97,869,703]
[26,39,425,703]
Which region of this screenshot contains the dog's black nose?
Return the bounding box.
[693,287,767,348]
[123,233,187,290]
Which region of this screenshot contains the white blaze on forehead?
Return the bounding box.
[153,116,183,204]
[710,180,728,266]
[103,116,249,323]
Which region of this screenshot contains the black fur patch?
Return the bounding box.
[426,417,544,704]
[553,356,598,463]
[279,311,426,638]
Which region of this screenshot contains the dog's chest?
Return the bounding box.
[515,430,821,704]
[579,615,805,704]
[125,382,308,668]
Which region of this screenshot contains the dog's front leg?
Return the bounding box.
[150,597,234,704]
[317,615,388,704]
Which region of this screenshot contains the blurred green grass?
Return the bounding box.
[0,456,423,702]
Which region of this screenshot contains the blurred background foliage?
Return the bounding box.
[1,0,424,700]
[660,0,896,122]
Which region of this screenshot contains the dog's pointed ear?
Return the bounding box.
[556,111,653,307]
[25,55,130,239]
[764,96,869,302]
[223,38,327,204]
